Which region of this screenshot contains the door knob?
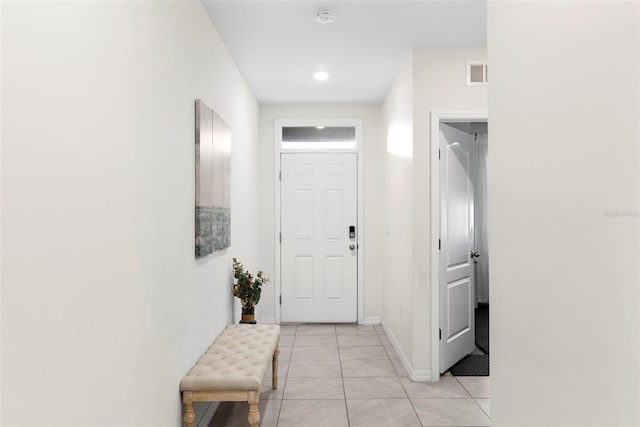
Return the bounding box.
[349,244,356,250]
[471,251,480,258]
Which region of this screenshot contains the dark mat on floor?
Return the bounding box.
[475,303,489,355]
[450,354,489,376]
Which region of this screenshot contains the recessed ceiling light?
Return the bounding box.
[315,8,338,24]
[316,126,325,129]
[313,71,329,81]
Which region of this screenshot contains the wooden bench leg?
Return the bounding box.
[183,392,195,427]
[272,346,280,389]
[248,390,260,427]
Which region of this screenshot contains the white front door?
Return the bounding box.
[440,123,476,373]
[280,153,358,323]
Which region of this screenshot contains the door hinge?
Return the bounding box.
[279,170,282,180]
[279,295,282,305]
[438,149,441,159]
[439,328,442,340]
[279,232,282,243]
[438,239,441,250]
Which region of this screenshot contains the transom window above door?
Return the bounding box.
[278,120,360,150]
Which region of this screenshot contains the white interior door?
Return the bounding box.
[280,153,358,323]
[440,123,476,373]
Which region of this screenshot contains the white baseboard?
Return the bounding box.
[197,402,219,427]
[261,316,378,325]
[410,369,433,382]
[362,316,382,325]
[381,320,433,382]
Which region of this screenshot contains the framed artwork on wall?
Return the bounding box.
[195,99,231,258]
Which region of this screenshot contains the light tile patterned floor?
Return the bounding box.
[209,324,490,427]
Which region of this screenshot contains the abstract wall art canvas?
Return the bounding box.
[195,99,231,258]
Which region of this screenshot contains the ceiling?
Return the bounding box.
[202,1,487,104]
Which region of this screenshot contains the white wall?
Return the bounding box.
[0,2,4,419]
[257,104,384,323]
[1,2,259,425]
[488,2,639,425]
[381,48,487,379]
[412,47,488,375]
[381,51,415,368]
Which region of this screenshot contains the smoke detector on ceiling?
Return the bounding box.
[315,8,338,24]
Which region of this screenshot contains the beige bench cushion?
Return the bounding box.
[180,324,280,392]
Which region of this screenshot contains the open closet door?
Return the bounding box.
[440,123,476,373]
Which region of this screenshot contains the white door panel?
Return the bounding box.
[447,278,472,338]
[281,153,357,323]
[440,123,476,373]
[294,256,313,300]
[295,190,314,239]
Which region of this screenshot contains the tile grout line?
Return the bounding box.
[378,328,406,378]
[455,375,492,423]
[273,369,285,426]
[377,327,425,426]
[455,376,491,399]
[472,397,490,420]
[335,328,351,427]
[274,325,296,427]
[454,376,474,399]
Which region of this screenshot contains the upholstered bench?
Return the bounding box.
[180,324,280,427]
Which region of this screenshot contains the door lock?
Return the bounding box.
[349,225,356,238]
[470,251,480,258]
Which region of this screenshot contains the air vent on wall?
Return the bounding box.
[466,61,488,86]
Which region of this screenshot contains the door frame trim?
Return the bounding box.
[274,118,364,325]
[430,111,487,380]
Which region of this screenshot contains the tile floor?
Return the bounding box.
[209,324,490,427]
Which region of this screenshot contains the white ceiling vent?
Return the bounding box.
[466,61,488,86]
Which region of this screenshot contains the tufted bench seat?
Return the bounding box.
[180,324,280,427]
